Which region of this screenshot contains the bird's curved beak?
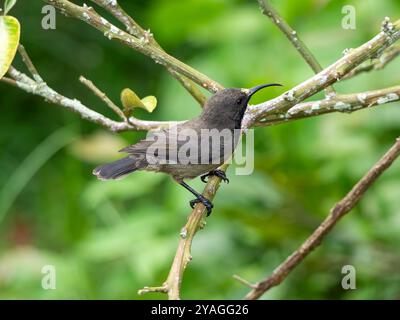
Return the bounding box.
[244,83,282,105]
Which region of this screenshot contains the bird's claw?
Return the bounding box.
[189,197,214,216]
[200,170,229,184]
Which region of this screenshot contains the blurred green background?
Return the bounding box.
[0,0,399,299]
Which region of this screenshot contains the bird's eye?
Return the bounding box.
[236,97,243,105]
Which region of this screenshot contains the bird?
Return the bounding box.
[93,83,282,215]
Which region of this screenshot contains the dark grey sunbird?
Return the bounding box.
[93,83,281,215]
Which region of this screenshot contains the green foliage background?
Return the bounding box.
[0,0,399,299]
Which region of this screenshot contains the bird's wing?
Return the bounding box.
[119,120,237,165]
[119,127,181,163]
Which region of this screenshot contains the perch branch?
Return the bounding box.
[244,137,400,300]
[89,0,207,106]
[257,0,336,96]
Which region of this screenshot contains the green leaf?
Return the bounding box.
[140,95,157,113]
[68,131,127,163]
[0,15,20,79]
[120,88,158,115]
[4,0,17,15]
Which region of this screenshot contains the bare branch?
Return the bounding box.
[233,275,257,289]
[168,69,207,106]
[8,66,173,132]
[90,0,149,41]
[343,44,400,80]
[79,75,126,121]
[2,3,399,301]
[245,137,400,300]
[243,17,400,128]
[257,0,335,96]
[0,76,18,87]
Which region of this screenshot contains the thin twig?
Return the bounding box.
[343,44,400,80]
[233,275,257,289]
[245,137,400,300]
[3,3,400,301]
[0,76,18,87]
[8,65,172,132]
[79,75,126,121]
[139,163,228,299]
[17,44,43,82]
[168,69,207,106]
[258,0,336,97]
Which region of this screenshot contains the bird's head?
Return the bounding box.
[202,83,282,127]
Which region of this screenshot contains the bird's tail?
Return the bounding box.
[93,157,143,180]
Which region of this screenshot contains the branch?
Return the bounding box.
[7,52,174,132]
[257,0,336,96]
[0,76,17,87]
[257,85,400,125]
[343,44,400,80]
[243,17,400,128]
[18,44,43,82]
[89,0,207,106]
[244,137,400,300]
[3,3,400,301]
[139,163,228,299]
[44,0,223,93]
[79,75,127,121]
[90,0,149,40]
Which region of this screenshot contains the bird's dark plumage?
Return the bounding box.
[93,83,281,214]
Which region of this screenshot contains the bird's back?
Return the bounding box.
[120,117,239,180]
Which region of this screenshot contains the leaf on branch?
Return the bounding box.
[0,15,20,79]
[120,88,158,117]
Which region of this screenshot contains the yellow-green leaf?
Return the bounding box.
[120,88,158,115]
[120,88,144,117]
[0,16,20,79]
[140,96,157,113]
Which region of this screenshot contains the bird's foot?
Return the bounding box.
[200,170,229,184]
[189,196,214,216]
